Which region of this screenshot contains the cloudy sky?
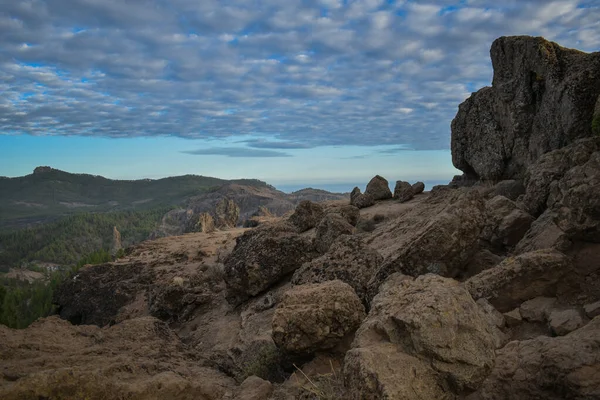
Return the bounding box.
[1,0,598,191]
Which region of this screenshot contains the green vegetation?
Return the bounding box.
[592,114,600,136]
[0,249,113,329]
[0,208,168,272]
[0,167,270,232]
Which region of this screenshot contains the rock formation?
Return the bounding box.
[452,36,600,181]
[364,175,392,200]
[350,187,374,209]
[393,180,414,202]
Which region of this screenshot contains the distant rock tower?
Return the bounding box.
[111,226,122,256]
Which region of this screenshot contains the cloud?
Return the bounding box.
[1,0,599,151]
[182,147,291,157]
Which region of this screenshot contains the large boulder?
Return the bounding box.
[412,181,425,195]
[469,316,600,400]
[346,274,496,397]
[365,175,392,200]
[350,187,374,209]
[481,195,534,248]
[369,189,486,290]
[292,235,383,303]
[465,249,571,312]
[314,213,355,253]
[287,200,325,233]
[271,281,365,355]
[224,222,319,305]
[451,36,600,181]
[514,210,572,254]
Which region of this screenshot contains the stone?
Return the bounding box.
[477,298,505,329]
[584,301,600,319]
[292,235,383,303]
[412,181,425,195]
[451,36,600,181]
[352,274,496,395]
[271,281,365,355]
[463,249,504,278]
[503,308,522,327]
[287,200,325,233]
[470,317,600,400]
[224,222,319,305]
[350,187,374,209]
[364,175,393,200]
[233,376,273,400]
[215,198,240,228]
[393,180,414,202]
[490,180,526,201]
[465,249,570,312]
[514,210,572,255]
[519,297,557,322]
[314,213,355,253]
[196,212,216,233]
[481,195,534,248]
[548,309,584,336]
[324,204,360,226]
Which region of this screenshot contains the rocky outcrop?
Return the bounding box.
[481,195,534,248]
[111,226,122,256]
[287,200,324,233]
[364,175,392,200]
[272,281,365,355]
[465,249,570,312]
[0,316,235,400]
[224,223,319,305]
[314,213,355,253]
[324,203,360,226]
[350,187,374,209]
[292,235,383,303]
[197,212,216,233]
[469,317,600,400]
[452,36,600,181]
[215,198,240,228]
[393,180,414,202]
[345,274,496,398]
[412,181,425,195]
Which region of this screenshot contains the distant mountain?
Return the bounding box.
[0,166,273,231]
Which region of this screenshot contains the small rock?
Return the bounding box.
[412,181,425,194]
[504,308,522,327]
[548,309,584,336]
[584,300,600,319]
[365,175,393,200]
[519,297,557,322]
[314,214,355,253]
[350,187,374,209]
[234,376,273,400]
[393,181,414,202]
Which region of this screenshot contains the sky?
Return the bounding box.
[1,0,599,191]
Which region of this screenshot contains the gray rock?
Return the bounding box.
[393,180,414,202]
[233,376,273,400]
[350,187,374,209]
[411,181,425,194]
[491,180,526,201]
[504,308,522,327]
[451,36,600,181]
[519,297,557,322]
[514,210,572,255]
[365,175,392,200]
[584,301,600,319]
[481,195,534,248]
[548,309,584,336]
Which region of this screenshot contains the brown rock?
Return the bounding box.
[365,175,392,200]
[393,180,414,202]
[215,198,240,228]
[490,180,526,201]
[412,181,425,194]
[503,308,522,327]
[584,301,600,319]
[481,196,534,248]
[548,309,584,336]
[350,187,374,209]
[272,281,365,354]
[314,213,355,253]
[287,200,325,233]
[514,210,572,254]
[519,297,557,322]
[465,249,570,312]
[233,376,273,400]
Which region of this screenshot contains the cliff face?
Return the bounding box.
[452,36,600,181]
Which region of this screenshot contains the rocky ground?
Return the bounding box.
[2,35,600,399]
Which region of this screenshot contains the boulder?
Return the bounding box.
[292,235,383,303]
[233,376,273,400]
[365,175,392,200]
[465,249,570,312]
[393,180,414,202]
[519,297,557,322]
[490,180,526,201]
[224,222,319,305]
[451,36,600,181]
[481,196,534,248]
[463,249,504,278]
[514,210,572,254]
[350,274,496,395]
[287,200,325,233]
[548,309,584,336]
[585,301,600,319]
[328,204,360,226]
[504,308,522,327]
[271,281,365,354]
[369,189,486,289]
[412,181,425,195]
[314,213,355,253]
[350,187,374,209]
[469,317,600,400]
